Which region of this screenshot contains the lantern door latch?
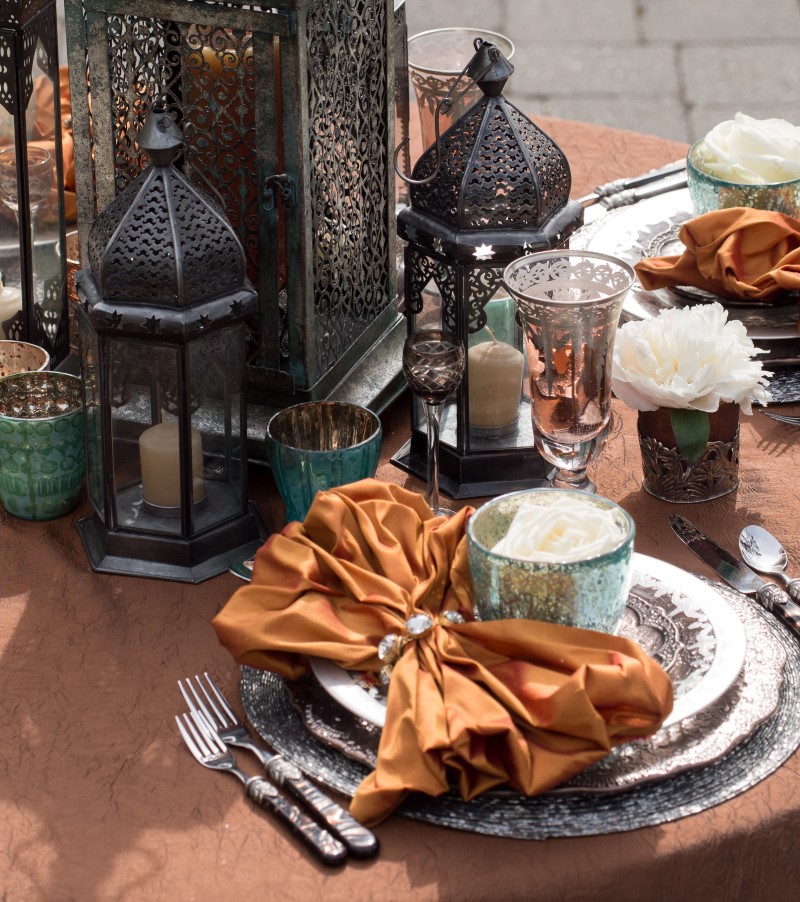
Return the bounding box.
[263,173,295,212]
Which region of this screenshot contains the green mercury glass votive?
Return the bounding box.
[687,140,800,217]
[0,371,85,521]
[467,488,635,634]
[266,401,382,523]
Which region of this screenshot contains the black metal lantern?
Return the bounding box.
[0,0,70,365]
[74,104,266,583]
[64,0,410,456]
[392,39,584,498]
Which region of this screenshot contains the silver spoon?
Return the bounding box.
[739,525,800,603]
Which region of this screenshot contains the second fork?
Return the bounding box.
[180,673,379,859]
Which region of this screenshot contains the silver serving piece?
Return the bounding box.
[578,159,687,208]
[179,673,379,859]
[175,710,346,866]
[739,525,800,602]
[669,515,800,637]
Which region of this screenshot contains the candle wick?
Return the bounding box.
[485,325,498,343]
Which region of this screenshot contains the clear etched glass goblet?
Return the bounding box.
[503,250,635,492]
[402,329,465,515]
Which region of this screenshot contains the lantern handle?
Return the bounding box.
[395,38,501,186]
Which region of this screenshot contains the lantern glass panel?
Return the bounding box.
[0,40,65,349]
[108,340,186,537]
[186,327,246,527]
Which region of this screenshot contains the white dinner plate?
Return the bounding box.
[309,552,747,732]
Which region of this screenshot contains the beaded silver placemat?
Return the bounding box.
[240,586,800,839]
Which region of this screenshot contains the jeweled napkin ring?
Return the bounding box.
[377,610,466,684]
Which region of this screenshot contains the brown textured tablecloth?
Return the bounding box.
[3,118,800,901]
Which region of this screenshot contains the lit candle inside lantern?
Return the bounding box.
[0,280,22,339]
[139,422,206,508]
[468,339,524,429]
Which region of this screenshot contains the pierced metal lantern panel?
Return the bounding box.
[65,0,405,418]
[0,0,69,364]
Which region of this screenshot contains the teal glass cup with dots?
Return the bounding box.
[467,488,635,634]
[0,372,85,521]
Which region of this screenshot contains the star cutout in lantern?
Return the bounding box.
[229,300,245,316]
[105,311,123,329]
[473,244,495,261]
[196,314,212,330]
[522,241,535,252]
[144,314,161,334]
[433,237,444,255]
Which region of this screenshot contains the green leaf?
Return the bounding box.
[669,408,711,465]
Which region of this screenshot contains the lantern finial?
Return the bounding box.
[137,101,184,167]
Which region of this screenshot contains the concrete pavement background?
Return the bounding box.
[406,0,800,144]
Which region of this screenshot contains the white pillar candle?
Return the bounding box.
[468,340,524,429]
[0,284,22,339]
[139,422,206,508]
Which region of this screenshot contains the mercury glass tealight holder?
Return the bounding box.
[0,372,85,520]
[467,488,635,633]
[687,140,800,217]
[266,401,383,522]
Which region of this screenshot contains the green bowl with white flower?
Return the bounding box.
[467,489,635,633]
[688,113,800,217]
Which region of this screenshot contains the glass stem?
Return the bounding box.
[424,400,444,514]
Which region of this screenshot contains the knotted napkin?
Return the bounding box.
[213,479,673,825]
[635,207,800,301]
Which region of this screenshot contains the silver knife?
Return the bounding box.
[669,514,800,636]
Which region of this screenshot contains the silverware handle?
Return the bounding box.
[600,175,688,210]
[755,583,800,635]
[782,576,800,603]
[267,758,379,859]
[246,777,347,867]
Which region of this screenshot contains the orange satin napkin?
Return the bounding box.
[213,479,673,825]
[635,206,800,301]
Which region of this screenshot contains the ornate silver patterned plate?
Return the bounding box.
[310,554,746,734]
[573,188,800,346]
[240,584,800,838]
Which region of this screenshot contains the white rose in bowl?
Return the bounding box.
[695,113,800,185]
[611,303,771,414]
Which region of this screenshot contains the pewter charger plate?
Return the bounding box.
[309,554,747,734]
[240,585,798,838]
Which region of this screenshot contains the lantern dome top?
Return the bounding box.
[408,94,576,235]
[87,104,249,309]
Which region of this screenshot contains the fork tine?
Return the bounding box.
[189,709,229,756]
[178,676,224,730]
[175,714,205,763]
[202,672,238,726]
[194,673,231,728]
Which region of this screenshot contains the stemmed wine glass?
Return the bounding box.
[0,146,53,219]
[503,250,635,492]
[402,329,465,515]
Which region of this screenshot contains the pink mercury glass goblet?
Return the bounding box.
[503,250,635,492]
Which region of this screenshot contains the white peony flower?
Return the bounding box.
[611,303,771,415]
[696,112,800,185]
[491,497,626,563]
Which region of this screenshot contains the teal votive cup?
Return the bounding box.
[266,401,383,522]
[0,371,85,521]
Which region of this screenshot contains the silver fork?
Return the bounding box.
[179,673,379,859]
[763,411,800,427]
[175,710,347,867]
